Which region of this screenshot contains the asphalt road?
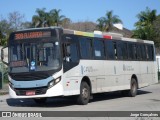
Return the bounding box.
[0,83,160,120]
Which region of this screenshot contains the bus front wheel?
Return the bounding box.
[77,81,90,105]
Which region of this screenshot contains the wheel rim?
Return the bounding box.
[82,87,89,100]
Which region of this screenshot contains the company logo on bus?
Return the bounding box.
[14,31,51,40]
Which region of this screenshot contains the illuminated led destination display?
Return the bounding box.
[14,31,51,40]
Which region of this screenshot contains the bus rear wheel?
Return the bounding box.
[129,78,138,97]
[121,78,138,97]
[77,81,90,105]
[34,98,47,104]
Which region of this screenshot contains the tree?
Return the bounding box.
[135,7,156,28]
[133,7,157,40]
[0,30,6,45]
[0,19,12,46]
[97,10,122,31]
[97,17,105,31]
[8,11,25,30]
[21,21,32,29]
[153,15,160,47]
[32,8,49,27]
[61,18,72,28]
[32,8,65,28]
[49,9,65,26]
[0,11,25,46]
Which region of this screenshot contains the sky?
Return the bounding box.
[0,0,160,30]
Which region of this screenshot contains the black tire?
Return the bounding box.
[129,78,138,97]
[121,78,138,97]
[34,98,47,104]
[77,81,90,105]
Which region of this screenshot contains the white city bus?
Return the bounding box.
[1,27,158,105]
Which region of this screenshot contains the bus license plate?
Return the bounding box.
[26,91,35,96]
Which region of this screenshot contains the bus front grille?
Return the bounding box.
[14,87,48,96]
[9,73,50,81]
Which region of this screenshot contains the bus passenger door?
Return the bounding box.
[62,36,80,95]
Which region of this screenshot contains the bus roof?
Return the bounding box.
[64,28,154,44]
[14,27,154,44]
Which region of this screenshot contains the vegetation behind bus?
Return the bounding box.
[1,7,160,49]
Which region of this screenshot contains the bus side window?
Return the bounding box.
[124,43,128,60]
[128,43,134,60]
[105,40,115,60]
[146,45,149,60]
[79,37,92,59]
[133,44,137,60]
[117,41,124,60]
[93,38,105,60]
[148,45,154,61]
[62,43,79,63]
[113,41,118,60]
[141,44,146,61]
[70,44,79,62]
[62,43,70,62]
[137,44,142,60]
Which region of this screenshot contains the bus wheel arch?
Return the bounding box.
[77,76,92,105]
[81,76,92,94]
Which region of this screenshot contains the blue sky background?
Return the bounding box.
[0,0,160,30]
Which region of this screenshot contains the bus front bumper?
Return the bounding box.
[9,83,63,99]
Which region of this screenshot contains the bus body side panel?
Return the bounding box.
[103,60,130,92]
[151,61,158,85]
[63,60,105,96]
[62,64,81,96]
[139,61,152,88]
[123,61,140,89]
[62,60,158,96]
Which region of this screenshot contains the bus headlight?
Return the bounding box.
[48,77,61,89]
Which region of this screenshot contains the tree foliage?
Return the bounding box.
[32,8,49,27]
[0,11,27,46]
[50,9,65,26]
[0,19,13,46]
[132,7,159,46]
[97,10,122,31]
[1,7,160,48]
[153,15,160,47]
[8,11,25,30]
[32,8,65,28]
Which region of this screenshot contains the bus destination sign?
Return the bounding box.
[14,31,51,40]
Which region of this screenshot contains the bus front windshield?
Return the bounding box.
[9,41,61,73]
